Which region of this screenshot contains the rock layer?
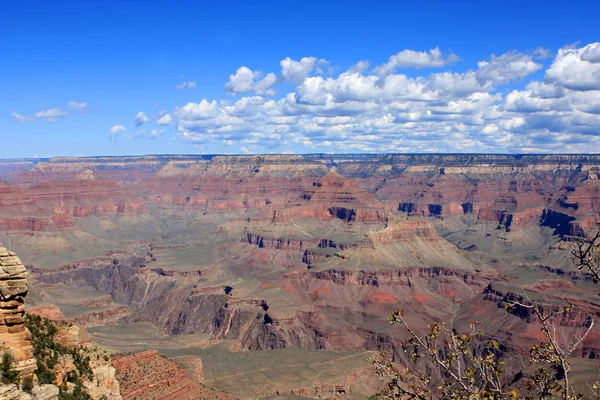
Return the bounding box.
[0,247,36,377]
[112,350,228,400]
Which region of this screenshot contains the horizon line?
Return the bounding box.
[3,152,600,162]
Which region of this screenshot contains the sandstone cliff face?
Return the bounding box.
[49,323,120,399]
[0,247,36,377]
[5,154,600,249]
[367,220,440,243]
[112,350,228,400]
[274,170,387,224]
[33,259,489,352]
[0,247,121,400]
[84,350,122,400]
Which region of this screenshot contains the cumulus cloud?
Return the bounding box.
[110,125,126,134]
[35,108,67,122]
[224,56,327,96]
[374,47,459,76]
[176,81,196,90]
[349,60,370,73]
[174,100,219,120]
[153,42,600,154]
[109,125,126,143]
[134,111,150,127]
[280,57,320,83]
[156,113,173,125]
[545,42,600,90]
[476,51,543,84]
[581,43,600,63]
[225,66,277,96]
[68,101,88,111]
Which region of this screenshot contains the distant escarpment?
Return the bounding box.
[32,255,491,352]
[3,154,600,244]
[291,266,487,288]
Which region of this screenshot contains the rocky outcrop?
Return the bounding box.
[477,283,600,360]
[294,266,488,288]
[367,220,440,244]
[0,383,59,400]
[112,350,228,400]
[84,350,121,400]
[245,232,351,252]
[0,247,36,377]
[245,233,321,250]
[302,247,338,268]
[0,216,75,232]
[541,209,581,238]
[274,170,387,223]
[483,284,600,329]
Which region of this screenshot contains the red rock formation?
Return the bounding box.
[26,305,67,321]
[245,232,322,251]
[367,220,440,243]
[275,170,387,223]
[112,350,228,400]
[4,154,600,391]
[0,248,36,377]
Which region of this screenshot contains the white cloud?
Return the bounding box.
[68,101,88,111]
[149,41,600,154]
[254,73,277,95]
[174,100,219,120]
[482,124,499,134]
[35,108,67,122]
[503,117,526,130]
[476,51,543,84]
[280,57,319,83]
[225,66,277,96]
[581,42,600,63]
[374,47,459,76]
[135,111,150,127]
[545,42,600,90]
[11,112,33,123]
[349,60,370,73]
[109,125,126,143]
[15,102,86,123]
[156,113,173,125]
[525,81,565,99]
[110,125,126,134]
[176,81,196,90]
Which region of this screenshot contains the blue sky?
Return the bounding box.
[1,0,599,158]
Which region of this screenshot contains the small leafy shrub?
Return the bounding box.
[21,375,34,393]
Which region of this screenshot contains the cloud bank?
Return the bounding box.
[119,42,600,153]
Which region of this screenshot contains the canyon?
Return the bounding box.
[1,154,600,398]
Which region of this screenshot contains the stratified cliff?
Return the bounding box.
[112,350,228,400]
[2,154,600,397]
[0,247,36,377]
